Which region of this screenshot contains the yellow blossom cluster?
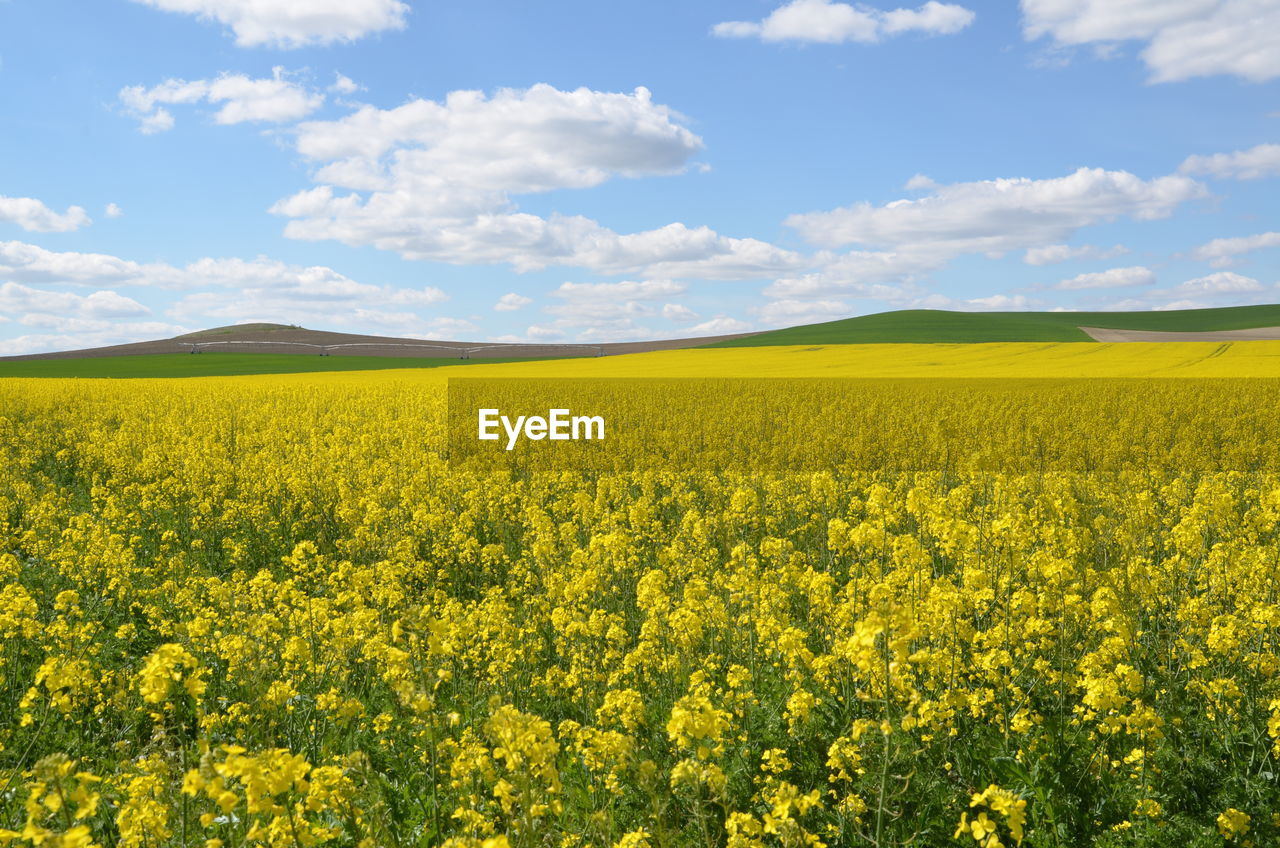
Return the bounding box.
[2,371,1280,845]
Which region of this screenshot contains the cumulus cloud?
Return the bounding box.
[535,279,693,339]
[104,203,124,219]
[755,298,850,327]
[1020,0,1280,83]
[489,279,706,342]
[0,242,450,306]
[762,256,942,300]
[661,303,700,322]
[1054,265,1156,290]
[551,280,687,301]
[0,196,91,232]
[119,67,324,133]
[713,0,975,44]
[786,167,1205,257]
[0,241,149,286]
[686,316,754,335]
[904,173,939,190]
[167,290,461,336]
[129,0,409,48]
[1191,231,1280,266]
[0,321,191,356]
[1150,299,1208,311]
[963,293,1039,310]
[1165,270,1264,297]
[0,282,150,320]
[0,243,464,353]
[1023,243,1128,265]
[1086,271,1272,312]
[494,292,532,312]
[0,240,455,340]
[329,73,361,95]
[289,85,701,193]
[271,84,807,278]
[1179,143,1280,180]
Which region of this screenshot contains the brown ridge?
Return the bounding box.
[0,325,764,362]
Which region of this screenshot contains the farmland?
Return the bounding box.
[706,304,1280,346]
[0,354,520,380]
[9,339,1280,381]
[3,347,1280,847]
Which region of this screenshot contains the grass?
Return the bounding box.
[0,353,547,379]
[708,304,1280,346]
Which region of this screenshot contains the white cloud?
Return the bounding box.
[963,294,1037,310]
[543,280,684,332]
[1023,243,1128,265]
[763,250,946,299]
[0,240,148,286]
[1179,143,1280,180]
[426,317,481,338]
[712,0,974,44]
[1191,231,1280,266]
[1166,270,1263,296]
[1020,0,1280,83]
[1086,271,1271,313]
[0,320,193,356]
[0,282,150,319]
[661,303,700,322]
[494,292,533,312]
[120,67,324,132]
[0,196,91,232]
[165,256,386,294]
[272,84,807,278]
[0,321,190,356]
[105,203,124,219]
[1152,299,1208,311]
[329,73,361,95]
[904,173,938,190]
[686,316,753,335]
[755,298,850,326]
[786,167,1205,256]
[489,279,705,343]
[551,279,687,301]
[130,0,409,48]
[139,110,176,134]
[525,325,566,341]
[290,84,701,192]
[0,242,464,351]
[1055,265,1156,290]
[0,242,444,305]
[167,290,458,336]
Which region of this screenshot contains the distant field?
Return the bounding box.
[0,353,538,378]
[429,339,1280,379]
[708,304,1280,345]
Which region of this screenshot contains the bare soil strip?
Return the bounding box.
[1080,326,1280,342]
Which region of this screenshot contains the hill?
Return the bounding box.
[0,353,548,379]
[706,304,1280,346]
[0,324,761,378]
[174,323,302,338]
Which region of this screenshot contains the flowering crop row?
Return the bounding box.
[2,374,1279,847]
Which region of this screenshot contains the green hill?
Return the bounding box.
[0,353,537,379]
[708,304,1280,346]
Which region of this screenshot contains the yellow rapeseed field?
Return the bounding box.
[3,343,1280,848]
[436,340,1280,379]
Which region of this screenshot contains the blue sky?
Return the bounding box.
[1,0,1278,353]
